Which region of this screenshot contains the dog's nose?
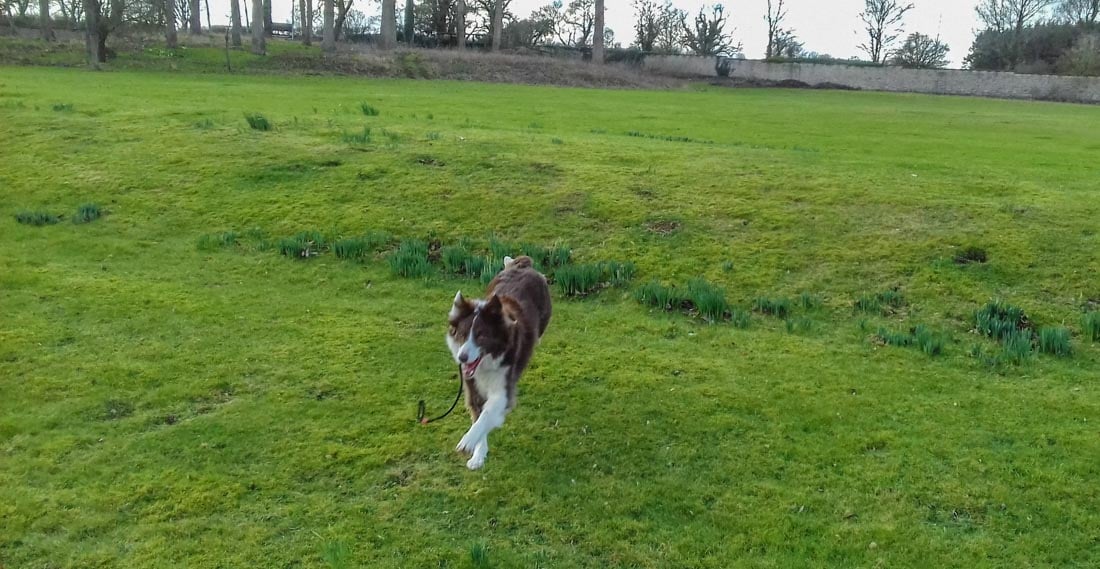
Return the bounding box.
[458,352,468,363]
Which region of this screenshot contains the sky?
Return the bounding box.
[207,0,983,68]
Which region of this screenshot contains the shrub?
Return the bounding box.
[359,102,380,116]
[1038,326,1072,357]
[245,113,271,131]
[753,296,792,318]
[73,203,102,224]
[688,279,729,323]
[1083,312,1100,342]
[634,281,686,311]
[14,211,59,226]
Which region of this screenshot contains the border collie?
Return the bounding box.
[445,256,552,470]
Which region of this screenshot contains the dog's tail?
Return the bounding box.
[503,255,534,270]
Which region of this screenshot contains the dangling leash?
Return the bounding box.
[417,367,464,425]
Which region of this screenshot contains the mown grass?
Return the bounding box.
[1,66,1099,568]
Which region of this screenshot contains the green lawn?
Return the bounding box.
[2,66,1099,568]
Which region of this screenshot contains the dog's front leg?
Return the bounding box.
[466,439,489,470]
[456,394,507,466]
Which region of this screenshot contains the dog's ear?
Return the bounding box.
[482,294,502,317]
[449,290,471,321]
[500,297,520,327]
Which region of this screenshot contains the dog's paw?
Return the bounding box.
[456,430,479,455]
[466,454,486,470]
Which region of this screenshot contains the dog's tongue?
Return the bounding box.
[462,356,482,379]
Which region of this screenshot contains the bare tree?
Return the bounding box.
[379,0,395,48]
[491,0,503,49]
[322,0,335,50]
[682,4,739,56]
[39,0,54,40]
[404,0,414,43]
[592,0,603,60]
[263,0,272,34]
[976,0,1052,32]
[655,1,685,53]
[334,0,352,39]
[455,0,465,47]
[188,0,200,33]
[251,0,265,53]
[204,0,210,29]
[858,0,913,63]
[230,0,242,46]
[764,0,786,58]
[164,0,178,47]
[1057,0,1099,23]
[891,31,949,67]
[632,0,659,51]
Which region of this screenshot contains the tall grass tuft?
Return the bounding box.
[877,326,914,347]
[730,309,752,329]
[554,263,604,297]
[753,296,792,318]
[1037,326,1072,357]
[479,258,504,285]
[488,234,515,261]
[914,325,946,356]
[441,244,473,275]
[1000,328,1035,365]
[856,290,905,315]
[605,261,637,288]
[197,231,240,251]
[245,113,272,131]
[1083,312,1100,342]
[342,126,372,144]
[798,292,822,310]
[388,238,433,278]
[14,211,60,226]
[334,237,369,260]
[975,300,1029,341]
[278,230,326,259]
[359,102,380,116]
[73,203,102,224]
[634,281,686,311]
[688,278,729,323]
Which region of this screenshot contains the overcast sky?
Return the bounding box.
[208,0,982,68]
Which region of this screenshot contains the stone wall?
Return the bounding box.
[645,55,1100,104]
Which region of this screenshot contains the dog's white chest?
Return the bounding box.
[472,365,509,398]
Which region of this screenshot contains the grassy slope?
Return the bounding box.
[1,67,1099,568]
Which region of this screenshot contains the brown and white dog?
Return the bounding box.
[446,255,552,470]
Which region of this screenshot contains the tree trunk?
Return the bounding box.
[592,0,604,62]
[83,0,100,67]
[334,0,350,40]
[490,0,502,51]
[263,0,271,35]
[321,0,335,52]
[250,0,264,53]
[204,0,210,30]
[39,0,54,40]
[304,0,312,44]
[378,0,394,49]
[297,0,305,42]
[454,0,464,48]
[188,0,200,33]
[230,0,241,46]
[402,0,412,44]
[164,0,178,47]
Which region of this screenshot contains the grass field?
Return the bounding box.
[2,65,1099,568]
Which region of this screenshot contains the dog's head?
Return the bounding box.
[446,291,515,379]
